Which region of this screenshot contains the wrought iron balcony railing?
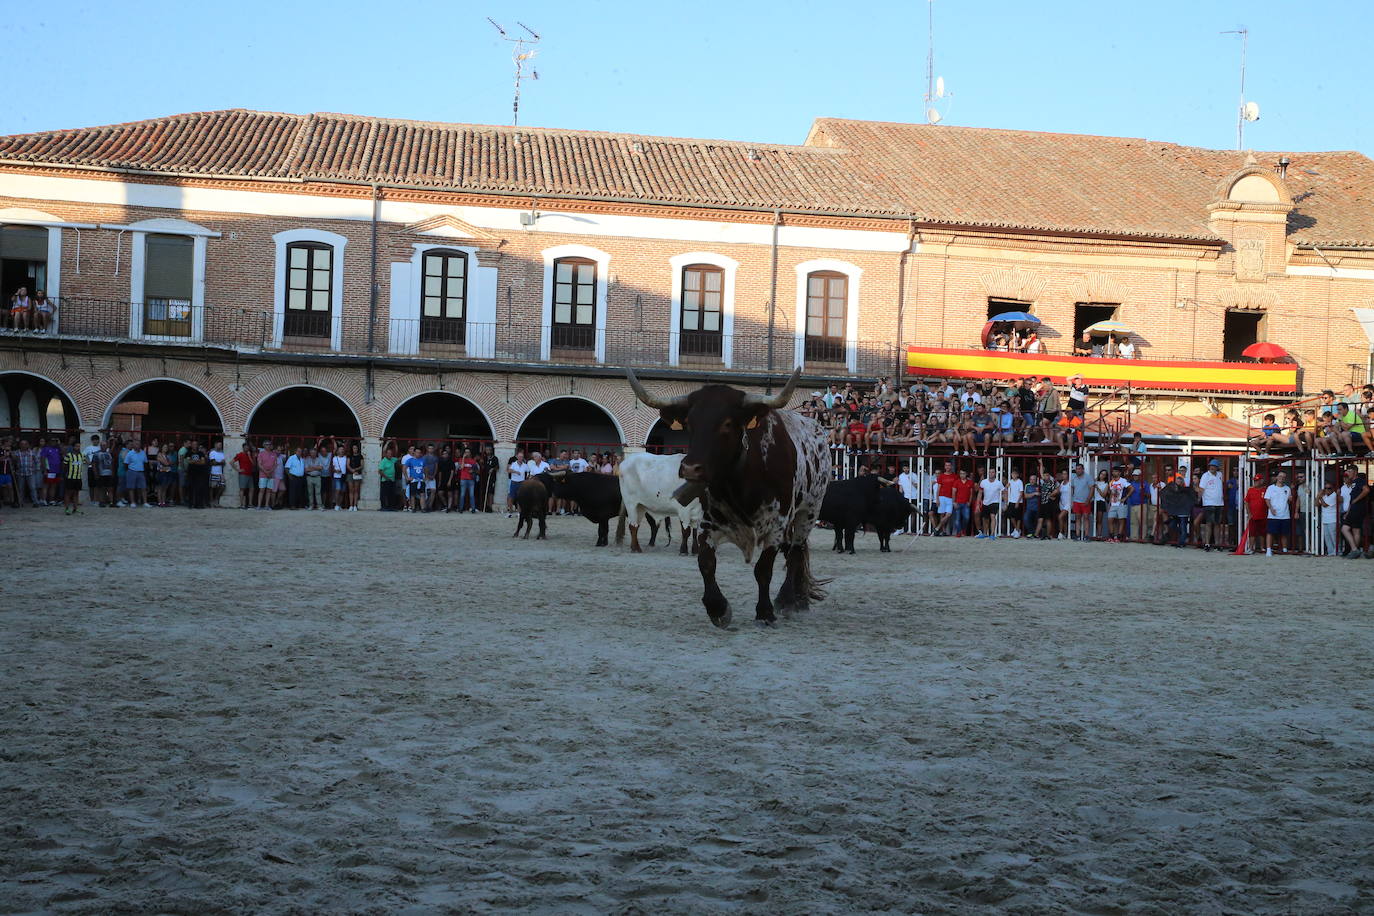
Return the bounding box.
[3,298,901,378]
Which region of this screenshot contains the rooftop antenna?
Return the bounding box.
[488,18,541,127]
[923,1,950,125]
[1222,27,1258,150]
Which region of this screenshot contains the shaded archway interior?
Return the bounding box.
[108,381,224,437]
[247,387,361,439]
[517,398,621,453]
[646,417,690,453]
[384,392,493,442]
[0,373,78,434]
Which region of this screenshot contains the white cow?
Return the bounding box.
[615,452,704,554]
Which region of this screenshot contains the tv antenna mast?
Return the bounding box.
[923,0,950,124]
[1222,27,1259,150]
[487,18,541,126]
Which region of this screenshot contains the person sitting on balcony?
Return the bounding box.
[1248,414,1281,455]
[1022,331,1043,354]
[32,291,55,332]
[866,414,886,454]
[1332,402,1368,457]
[1066,374,1090,417]
[989,326,1010,351]
[1116,336,1136,359]
[969,404,995,457]
[1073,332,1092,357]
[9,286,31,331]
[1035,377,1062,444]
[1056,413,1084,456]
[845,416,867,454]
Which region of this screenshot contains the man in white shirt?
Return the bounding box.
[1196,459,1226,551]
[208,440,226,506]
[1005,467,1025,538]
[978,469,1005,539]
[1106,465,1132,542]
[526,451,551,476]
[1263,470,1292,556]
[897,463,921,534]
[568,449,589,474]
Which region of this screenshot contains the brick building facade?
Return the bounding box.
[2,110,1372,505]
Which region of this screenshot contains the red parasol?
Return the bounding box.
[1242,342,1288,362]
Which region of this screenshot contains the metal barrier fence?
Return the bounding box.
[833,445,1371,552]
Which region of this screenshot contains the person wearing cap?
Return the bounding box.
[1196,459,1226,552]
[1240,475,1268,555]
[1126,466,1148,541]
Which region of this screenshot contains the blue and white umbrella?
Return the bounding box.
[989,311,1040,324]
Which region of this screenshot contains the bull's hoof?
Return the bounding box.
[753,618,777,628]
[679,544,688,555]
[536,534,546,540]
[846,549,856,556]
[708,604,733,629]
[631,545,643,554]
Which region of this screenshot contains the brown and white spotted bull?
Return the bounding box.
[627,367,830,628]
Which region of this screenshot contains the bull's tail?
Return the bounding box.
[797,544,830,602]
[615,502,627,544]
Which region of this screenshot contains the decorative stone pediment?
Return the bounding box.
[1212,281,1279,311]
[1065,271,1130,306]
[401,214,499,240]
[1208,164,1293,214]
[977,266,1047,302]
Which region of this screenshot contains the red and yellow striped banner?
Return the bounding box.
[905,347,1297,393]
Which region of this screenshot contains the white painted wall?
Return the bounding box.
[0,173,913,253]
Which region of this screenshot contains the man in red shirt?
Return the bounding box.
[231,445,255,509]
[1237,475,1269,555]
[951,467,976,537]
[935,460,958,536]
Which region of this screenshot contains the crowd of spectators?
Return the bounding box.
[0,432,223,514]
[1248,385,1374,458]
[884,455,1370,558]
[796,375,1102,457]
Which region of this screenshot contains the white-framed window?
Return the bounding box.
[116,218,218,343]
[540,244,610,362]
[793,258,861,372]
[272,228,347,351]
[668,251,738,368]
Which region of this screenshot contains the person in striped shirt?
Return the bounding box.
[62,442,85,515]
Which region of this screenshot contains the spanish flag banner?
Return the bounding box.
[905,347,1297,393]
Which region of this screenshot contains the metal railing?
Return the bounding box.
[4,299,902,378]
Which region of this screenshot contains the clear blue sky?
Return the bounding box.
[4,0,1369,153]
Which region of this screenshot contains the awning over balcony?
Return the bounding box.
[905,347,1298,393]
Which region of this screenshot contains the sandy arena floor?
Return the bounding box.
[1,504,1371,914]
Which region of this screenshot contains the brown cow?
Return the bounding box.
[627,367,830,628]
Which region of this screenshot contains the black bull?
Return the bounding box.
[514,472,624,545]
[820,476,910,553]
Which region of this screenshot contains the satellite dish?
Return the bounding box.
[1242,101,1260,122]
[927,108,942,124]
[935,76,945,99]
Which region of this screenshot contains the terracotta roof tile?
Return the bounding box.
[2,109,1371,245]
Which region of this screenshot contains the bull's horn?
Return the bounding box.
[627,369,688,410]
[743,367,803,410]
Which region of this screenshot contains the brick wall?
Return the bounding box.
[3,179,1372,391]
